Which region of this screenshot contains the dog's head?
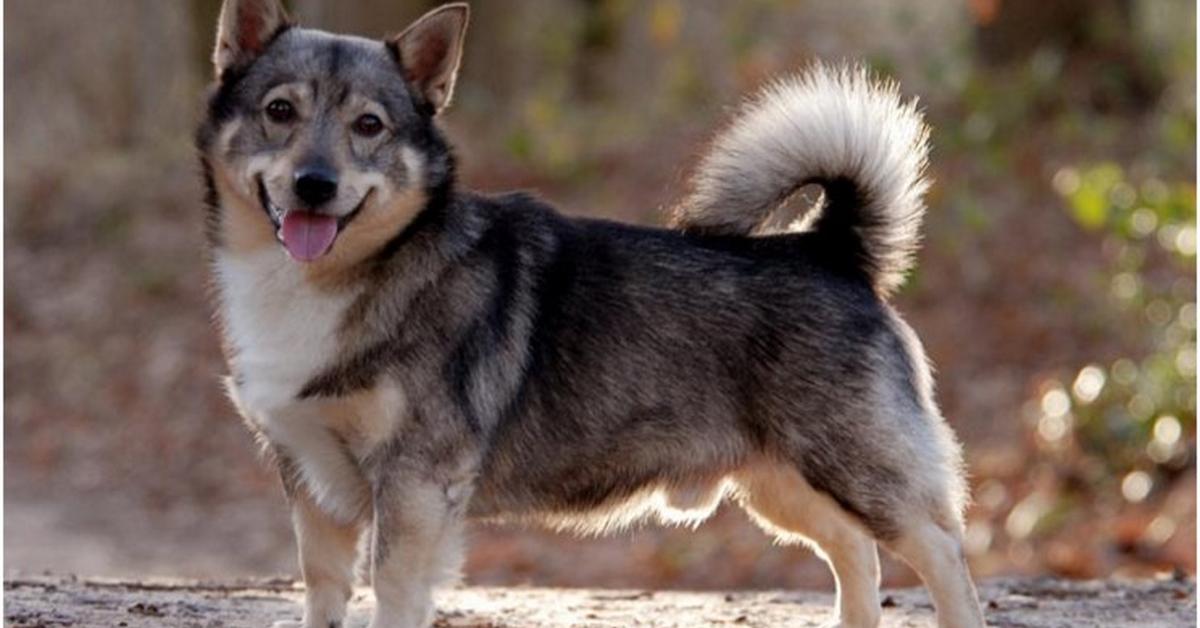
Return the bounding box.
[198,0,468,271]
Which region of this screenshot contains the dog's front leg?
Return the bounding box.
[273,487,365,628]
[367,475,467,628]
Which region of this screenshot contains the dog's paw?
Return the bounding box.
[818,618,880,628]
[272,619,347,628]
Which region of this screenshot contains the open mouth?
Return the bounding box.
[256,176,370,262]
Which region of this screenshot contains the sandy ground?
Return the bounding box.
[4,574,1195,627]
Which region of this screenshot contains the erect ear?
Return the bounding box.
[388,3,470,114]
[213,0,291,78]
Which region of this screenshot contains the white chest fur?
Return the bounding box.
[215,249,354,414]
[215,249,372,521]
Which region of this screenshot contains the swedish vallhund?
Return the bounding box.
[198,1,986,626]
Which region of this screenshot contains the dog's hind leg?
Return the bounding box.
[882,513,985,628]
[733,460,882,628]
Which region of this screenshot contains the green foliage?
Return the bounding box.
[1058,164,1196,250]
[1042,163,1195,499]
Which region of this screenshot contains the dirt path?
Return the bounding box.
[4,575,1194,627]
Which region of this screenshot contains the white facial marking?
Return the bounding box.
[401,146,425,186]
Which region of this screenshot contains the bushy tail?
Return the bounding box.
[672,63,931,296]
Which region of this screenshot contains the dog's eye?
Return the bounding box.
[353,114,384,138]
[265,99,296,124]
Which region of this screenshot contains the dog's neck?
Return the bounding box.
[211,185,494,401]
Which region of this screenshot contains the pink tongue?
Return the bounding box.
[280,212,339,262]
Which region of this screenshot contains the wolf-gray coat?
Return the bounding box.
[198,2,985,627]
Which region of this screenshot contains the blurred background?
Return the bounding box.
[4,0,1195,591]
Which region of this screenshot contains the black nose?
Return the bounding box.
[293,168,338,208]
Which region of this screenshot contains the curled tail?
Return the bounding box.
[672,64,931,296]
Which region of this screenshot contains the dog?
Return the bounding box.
[198,1,986,627]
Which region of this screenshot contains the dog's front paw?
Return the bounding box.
[366,608,432,628]
[819,617,880,628]
[271,620,343,628]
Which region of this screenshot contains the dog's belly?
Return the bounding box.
[467,396,754,531]
[469,455,734,534]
